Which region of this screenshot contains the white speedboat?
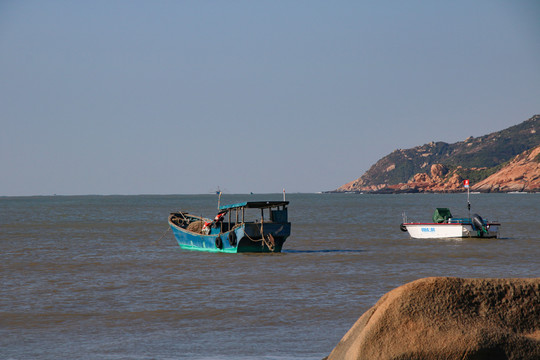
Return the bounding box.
[401,208,500,239]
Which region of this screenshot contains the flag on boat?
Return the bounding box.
[464,179,470,188]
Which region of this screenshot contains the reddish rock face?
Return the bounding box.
[472,146,540,193]
[430,163,447,179]
[335,115,539,193]
[395,145,539,192]
[327,277,540,360]
[336,146,540,193]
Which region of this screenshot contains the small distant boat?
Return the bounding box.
[400,207,500,239]
[168,201,291,253]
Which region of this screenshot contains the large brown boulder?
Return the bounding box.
[327,277,540,360]
[430,164,448,179]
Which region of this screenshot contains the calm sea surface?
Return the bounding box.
[1,193,539,359]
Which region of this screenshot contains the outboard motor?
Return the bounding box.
[472,214,485,236]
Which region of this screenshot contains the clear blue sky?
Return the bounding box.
[1,1,539,196]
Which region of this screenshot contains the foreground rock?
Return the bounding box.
[327,277,540,360]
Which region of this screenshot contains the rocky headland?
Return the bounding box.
[335,115,540,193]
[473,145,540,193]
[326,277,540,360]
[338,145,540,194]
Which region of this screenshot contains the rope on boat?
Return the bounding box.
[172,212,189,226]
[241,230,264,243]
[262,233,275,252]
[153,226,171,245]
[232,222,276,252]
[226,216,278,252]
[259,221,273,251]
[239,223,276,252]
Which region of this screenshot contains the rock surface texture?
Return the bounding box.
[337,145,540,193]
[472,146,540,193]
[335,115,540,193]
[327,277,540,360]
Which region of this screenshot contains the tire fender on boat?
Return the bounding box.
[215,236,223,249]
[228,231,237,246]
[400,223,408,232]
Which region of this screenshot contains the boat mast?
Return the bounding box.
[464,179,471,218]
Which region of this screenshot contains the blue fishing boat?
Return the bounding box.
[168,201,291,253]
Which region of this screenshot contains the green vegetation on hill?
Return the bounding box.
[449,165,503,184]
[354,115,540,187]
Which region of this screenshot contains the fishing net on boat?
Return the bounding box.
[187,220,204,233]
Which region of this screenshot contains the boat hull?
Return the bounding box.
[169,217,291,253]
[403,223,499,239]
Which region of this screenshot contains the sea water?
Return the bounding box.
[1,193,539,359]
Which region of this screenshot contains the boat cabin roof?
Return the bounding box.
[219,201,289,211]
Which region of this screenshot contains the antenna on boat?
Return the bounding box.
[216,186,222,209]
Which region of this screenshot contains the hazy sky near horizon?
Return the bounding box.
[1,1,539,196]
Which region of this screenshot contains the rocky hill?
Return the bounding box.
[336,115,540,193]
[473,145,540,192]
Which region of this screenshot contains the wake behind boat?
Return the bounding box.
[400,207,500,239]
[168,201,291,253]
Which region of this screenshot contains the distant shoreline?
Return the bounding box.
[1,191,538,198]
[324,190,538,194]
